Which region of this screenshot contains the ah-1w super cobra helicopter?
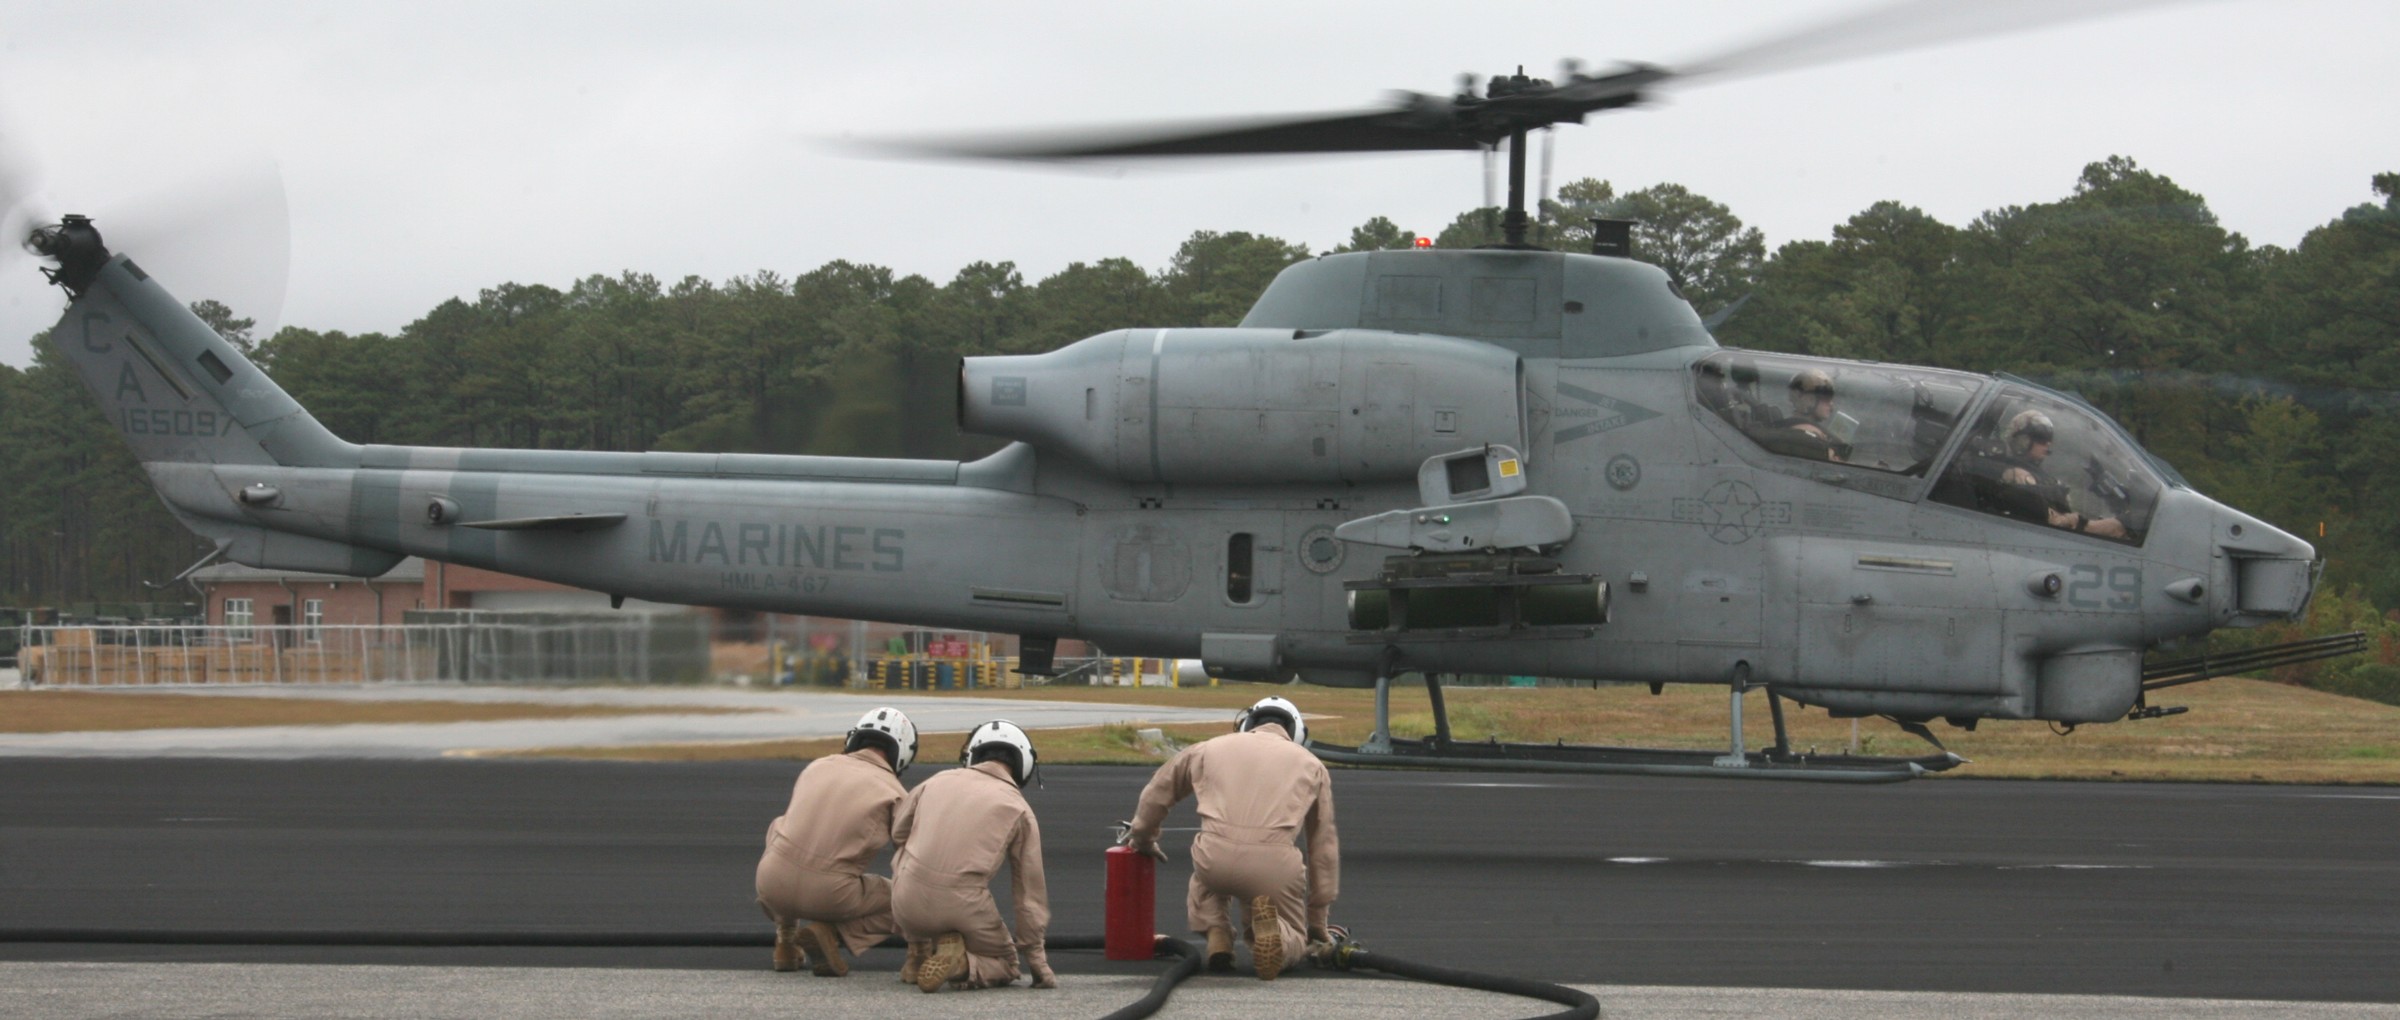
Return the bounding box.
[13,3,2358,782]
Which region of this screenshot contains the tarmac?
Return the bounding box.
[5,684,2398,1018]
[11,962,2400,1020]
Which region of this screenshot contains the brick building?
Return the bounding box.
[189,557,1057,661]
[191,557,690,629]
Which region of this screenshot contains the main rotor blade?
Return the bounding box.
[0,116,56,256]
[98,156,292,340]
[862,0,2196,166]
[880,103,1485,160]
[1673,0,2195,84]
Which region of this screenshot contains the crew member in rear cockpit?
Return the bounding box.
[1696,357,1765,430]
[1761,368,1847,462]
[1997,410,2125,539]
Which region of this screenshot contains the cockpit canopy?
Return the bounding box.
[1692,351,1981,476]
[1928,388,2166,545]
[1691,352,2166,545]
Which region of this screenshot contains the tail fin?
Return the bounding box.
[35,224,395,577]
[43,240,353,469]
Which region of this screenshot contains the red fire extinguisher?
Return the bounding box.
[1104,844,1157,960]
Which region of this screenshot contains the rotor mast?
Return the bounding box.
[1480,69,1548,250]
[1502,129,1531,248]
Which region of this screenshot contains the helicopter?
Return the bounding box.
[8,1,2359,782]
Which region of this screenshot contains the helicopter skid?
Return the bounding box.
[1309,736,1962,783]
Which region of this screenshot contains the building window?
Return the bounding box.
[224,598,253,640]
[303,599,325,643]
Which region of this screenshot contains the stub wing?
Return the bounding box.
[457,513,629,533]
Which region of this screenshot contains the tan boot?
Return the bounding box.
[772,922,805,973]
[918,933,967,993]
[793,921,848,977]
[1250,896,1284,981]
[898,939,929,985]
[1205,926,1235,974]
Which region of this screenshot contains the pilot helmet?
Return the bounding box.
[960,719,1039,788]
[2005,409,2056,458]
[844,706,919,775]
[1236,695,1307,745]
[1788,368,1835,413]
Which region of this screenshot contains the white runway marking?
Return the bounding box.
[1601,857,2152,871]
[1412,781,1561,788]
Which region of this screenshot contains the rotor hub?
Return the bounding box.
[26,213,109,296]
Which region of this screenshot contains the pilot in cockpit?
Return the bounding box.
[1996,410,2126,539]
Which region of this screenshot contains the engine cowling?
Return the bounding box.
[960,328,1525,485]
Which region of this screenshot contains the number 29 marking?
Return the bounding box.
[2066,564,2142,611]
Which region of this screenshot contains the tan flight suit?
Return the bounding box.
[753,748,905,956]
[1127,722,1338,971]
[890,760,1052,988]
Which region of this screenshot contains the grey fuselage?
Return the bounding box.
[51,247,2315,726]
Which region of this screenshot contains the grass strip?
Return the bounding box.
[494,678,2400,784]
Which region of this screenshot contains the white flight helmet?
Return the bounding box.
[845,706,919,775]
[1237,696,1306,745]
[960,719,1039,788]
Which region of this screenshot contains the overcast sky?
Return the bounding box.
[1,0,2393,369]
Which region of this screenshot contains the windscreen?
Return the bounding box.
[1928,388,2164,545]
[1692,352,1983,476]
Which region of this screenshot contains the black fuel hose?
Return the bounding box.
[1045,934,1204,1020]
[1320,942,1602,1020]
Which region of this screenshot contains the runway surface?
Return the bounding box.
[5,757,2396,1014]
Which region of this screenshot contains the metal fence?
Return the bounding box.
[15,619,709,687]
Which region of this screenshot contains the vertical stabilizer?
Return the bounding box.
[48,254,355,469]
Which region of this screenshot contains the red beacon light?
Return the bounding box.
[1413,236,1433,249]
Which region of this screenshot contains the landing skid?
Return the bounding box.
[1309,672,1965,783]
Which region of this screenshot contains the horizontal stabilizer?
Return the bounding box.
[458,512,629,533]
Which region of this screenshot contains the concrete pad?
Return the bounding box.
[0,686,1229,759]
[8,963,2398,1020]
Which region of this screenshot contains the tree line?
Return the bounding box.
[2,157,2394,697]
